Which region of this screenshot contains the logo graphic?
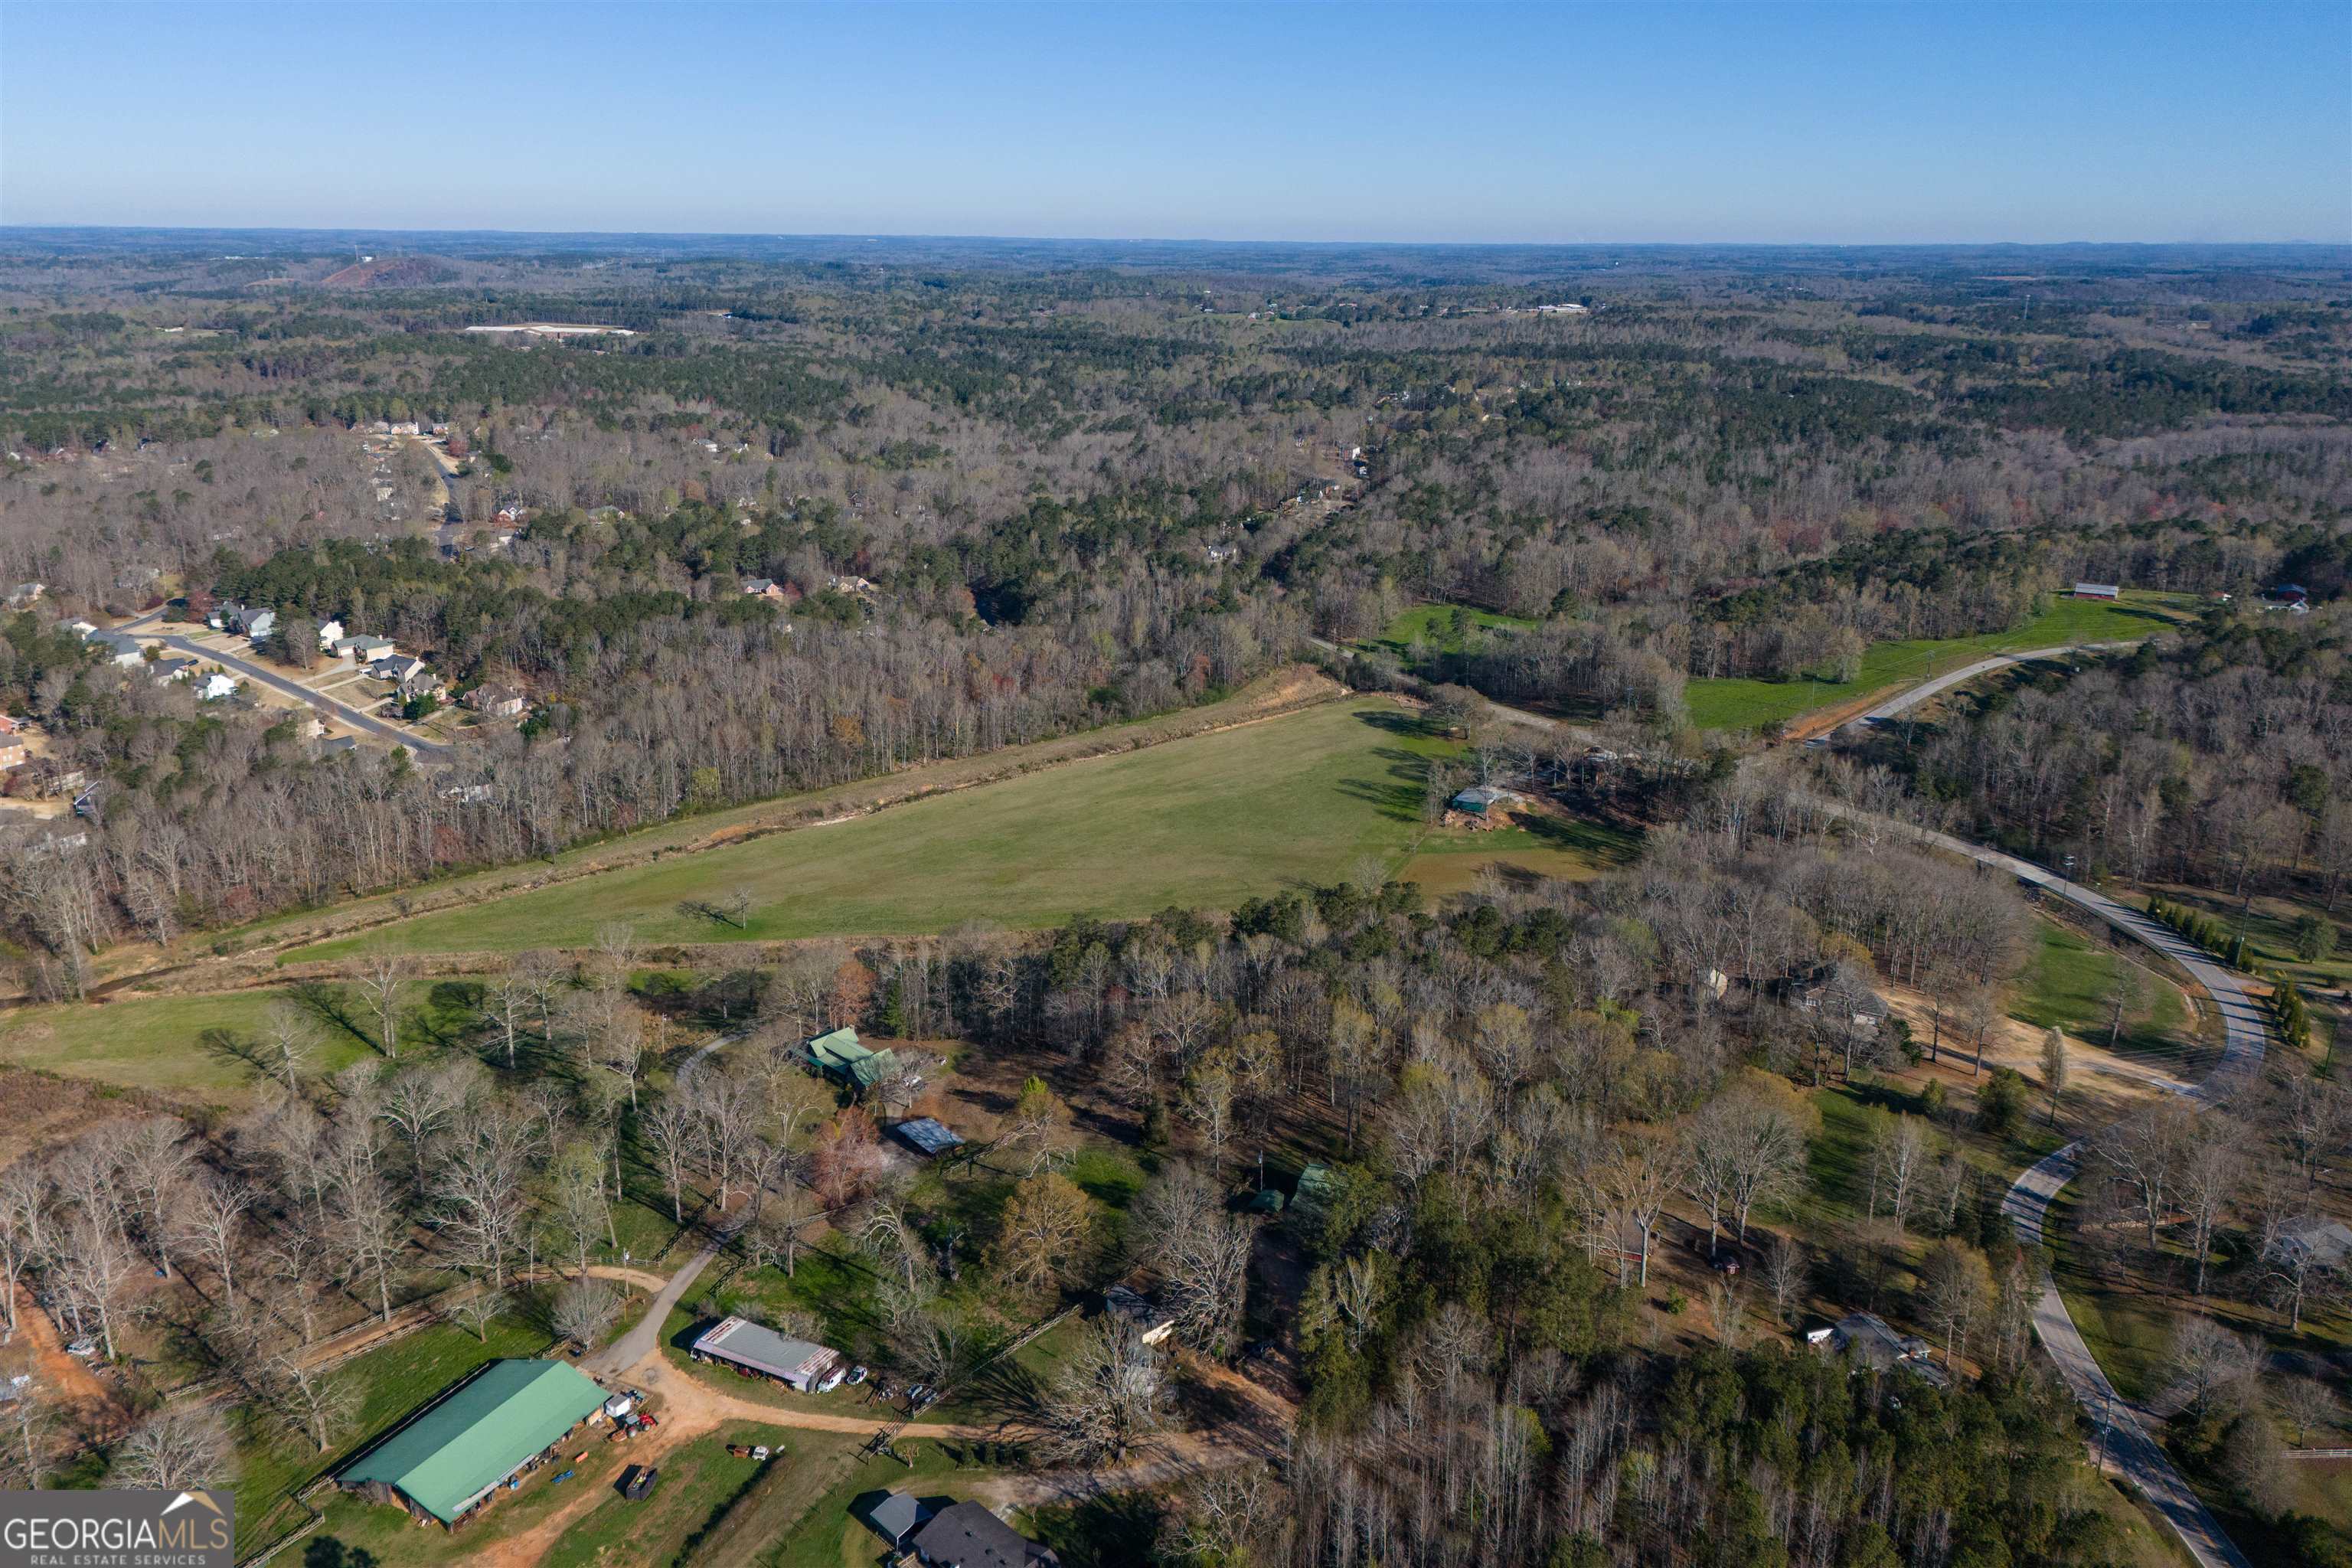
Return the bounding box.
[0,1487,235,1566]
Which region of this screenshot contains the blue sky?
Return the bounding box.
[3,2,2346,243]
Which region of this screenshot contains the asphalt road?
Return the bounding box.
[1473,656,2259,1568]
[1834,641,2145,736]
[1825,667,2259,1568]
[151,632,455,758]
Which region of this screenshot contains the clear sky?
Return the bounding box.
[3,1,2347,243]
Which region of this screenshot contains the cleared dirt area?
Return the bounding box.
[1880,977,2189,1134]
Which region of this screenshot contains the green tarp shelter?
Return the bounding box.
[339,1359,606,1525]
[804,1026,900,1092]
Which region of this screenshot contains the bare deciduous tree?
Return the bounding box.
[109,1404,234,1491]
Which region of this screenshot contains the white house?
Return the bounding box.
[336,635,395,662]
[316,617,346,650]
[196,671,239,701]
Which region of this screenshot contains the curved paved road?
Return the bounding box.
[1473,646,2259,1568]
[1831,642,2142,739]
[1834,653,2259,1568]
[149,632,454,758]
[1853,818,2262,1568]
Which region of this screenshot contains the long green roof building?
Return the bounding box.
[338,1359,606,1527]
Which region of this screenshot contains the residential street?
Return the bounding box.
[147,631,455,758]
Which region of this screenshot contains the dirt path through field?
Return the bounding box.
[11,1285,116,1426]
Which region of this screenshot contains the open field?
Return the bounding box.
[1683,593,2193,733]
[79,668,1343,989]
[0,987,379,1096]
[2010,918,2200,1072]
[1396,812,1639,896]
[1357,601,1537,663]
[291,701,1452,960]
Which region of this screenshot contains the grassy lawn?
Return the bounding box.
[1357,602,1537,662]
[290,701,1449,959]
[0,981,495,1101]
[234,1308,554,1559]
[760,1439,1013,1568]
[1396,812,1640,897]
[2011,919,2196,1071]
[0,988,379,1096]
[667,1429,869,1568]
[1683,593,2190,733]
[543,1420,791,1568]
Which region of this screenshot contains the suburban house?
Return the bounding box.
[0,737,22,771]
[85,630,145,668]
[2276,1217,2352,1269]
[371,654,430,686]
[893,1116,965,1159]
[802,1026,901,1096]
[211,602,277,640]
[335,635,397,662]
[152,658,198,684]
[5,583,43,608]
[336,1359,606,1530]
[1102,1285,1176,1346]
[1808,1312,1947,1386]
[397,668,447,702]
[825,573,876,596]
[195,671,239,701]
[466,684,528,720]
[2070,582,2121,600]
[690,1317,844,1393]
[315,617,346,649]
[906,1500,1062,1567]
[740,577,790,603]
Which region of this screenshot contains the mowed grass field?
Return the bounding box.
[0,987,379,1094]
[296,700,1449,960]
[1682,593,2192,733]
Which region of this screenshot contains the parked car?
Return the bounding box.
[846,1364,870,1385]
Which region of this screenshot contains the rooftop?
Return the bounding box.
[338,1359,605,1524]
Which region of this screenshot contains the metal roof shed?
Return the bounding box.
[691,1316,842,1391]
[893,1116,964,1158]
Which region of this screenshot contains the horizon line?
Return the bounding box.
[2,223,2348,253]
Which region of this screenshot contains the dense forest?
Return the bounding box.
[0,242,2347,980]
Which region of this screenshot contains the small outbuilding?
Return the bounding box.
[893,1116,965,1159]
[865,1491,929,1550]
[1102,1285,1176,1346]
[2070,582,2121,601]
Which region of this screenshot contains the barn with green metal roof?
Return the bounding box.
[337,1359,606,1527]
[802,1025,900,1093]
